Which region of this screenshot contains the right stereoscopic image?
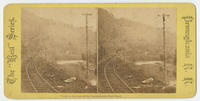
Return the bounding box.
[98,8,176,93]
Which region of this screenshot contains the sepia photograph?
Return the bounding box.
[21,8,98,93]
[98,8,176,93]
[21,7,176,93]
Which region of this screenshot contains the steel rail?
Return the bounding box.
[103,58,135,93]
[33,64,59,93]
[112,66,135,93]
[25,63,38,92]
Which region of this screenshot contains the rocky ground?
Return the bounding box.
[36,60,97,93]
[115,62,176,93]
[22,58,97,93]
[98,58,176,93]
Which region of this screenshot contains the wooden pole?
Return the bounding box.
[82,13,92,79]
[158,14,169,85]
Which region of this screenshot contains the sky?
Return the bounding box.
[23,7,98,31]
[105,7,176,33]
[23,7,176,33]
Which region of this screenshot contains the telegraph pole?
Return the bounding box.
[158,13,169,86]
[82,13,92,79]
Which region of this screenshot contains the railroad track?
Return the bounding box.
[104,62,135,93]
[25,62,58,93]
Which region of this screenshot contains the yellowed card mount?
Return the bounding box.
[4,3,196,99]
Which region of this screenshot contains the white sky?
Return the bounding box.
[105,8,176,33]
[24,7,98,31]
[23,7,176,33]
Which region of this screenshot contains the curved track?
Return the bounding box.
[25,62,58,93]
[104,62,135,93]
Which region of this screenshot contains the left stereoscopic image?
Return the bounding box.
[21,8,98,93]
